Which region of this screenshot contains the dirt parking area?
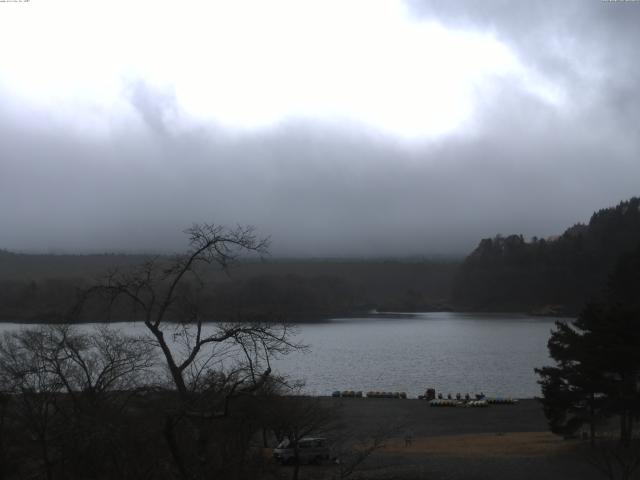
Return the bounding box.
[327,397,549,437]
[283,398,605,480]
[382,431,569,457]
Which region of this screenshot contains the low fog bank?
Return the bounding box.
[1,93,638,257]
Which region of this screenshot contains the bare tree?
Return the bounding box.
[329,418,405,480]
[0,325,157,480]
[75,224,297,396]
[32,324,156,406]
[0,328,66,480]
[267,395,339,480]
[75,223,304,480]
[589,438,640,480]
[333,432,389,480]
[265,394,400,480]
[0,389,8,480]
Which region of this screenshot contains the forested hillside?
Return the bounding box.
[453,197,640,314]
[0,253,458,322]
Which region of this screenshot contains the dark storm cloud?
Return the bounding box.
[0,1,639,256]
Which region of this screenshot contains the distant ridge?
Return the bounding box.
[453,197,640,314]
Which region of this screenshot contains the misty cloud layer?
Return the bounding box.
[1,1,639,256]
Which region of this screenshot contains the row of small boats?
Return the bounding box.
[430,399,489,407]
[332,390,408,399]
[486,397,519,405]
[332,391,363,398]
[366,391,407,399]
[430,398,518,407]
[331,391,518,404]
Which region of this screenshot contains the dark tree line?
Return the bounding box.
[0,275,358,323]
[0,259,458,323]
[454,197,640,313]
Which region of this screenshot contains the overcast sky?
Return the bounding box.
[0,0,638,256]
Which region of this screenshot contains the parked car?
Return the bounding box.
[273,437,331,465]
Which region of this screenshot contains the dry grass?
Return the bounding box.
[382,431,572,458]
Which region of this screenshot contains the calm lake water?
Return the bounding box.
[0,312,563,398]
[273,312,561,398]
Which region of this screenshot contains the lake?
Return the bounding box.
[273,312,561,398]
[0,312,563,398]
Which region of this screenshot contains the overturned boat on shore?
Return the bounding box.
[486,397,518,405]
[429,399,489,407]
[332,390,363,398]
[366,391,407,399]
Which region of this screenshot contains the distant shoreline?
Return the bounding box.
[0,309,572,325]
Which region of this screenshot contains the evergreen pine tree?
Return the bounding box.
[536,244,640,445]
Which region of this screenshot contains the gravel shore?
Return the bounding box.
[328,397,548,437]
[290,398,605,480]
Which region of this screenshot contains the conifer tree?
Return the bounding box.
[536,244,640,446]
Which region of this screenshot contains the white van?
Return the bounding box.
[273,437,331,465]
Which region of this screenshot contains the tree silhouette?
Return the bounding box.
[536,244,640,446]
[75,223,303,480]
